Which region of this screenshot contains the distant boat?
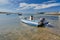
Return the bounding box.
[6,14,10,15]
[18,13,22,15]
[38,12,45,14]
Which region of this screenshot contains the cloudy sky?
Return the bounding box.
[0,0,60,13]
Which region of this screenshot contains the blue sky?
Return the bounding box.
[0,0,60,13]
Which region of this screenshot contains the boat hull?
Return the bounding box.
[20,19,52,27]
[21,19,38,26]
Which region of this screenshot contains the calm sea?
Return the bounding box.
[0,14,20,33]
[0,13,60,33]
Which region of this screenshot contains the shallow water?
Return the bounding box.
[0,14,60,32]
[0,14,20,33]
[0,14,60,40]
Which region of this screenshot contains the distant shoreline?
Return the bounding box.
[46,14,60,15]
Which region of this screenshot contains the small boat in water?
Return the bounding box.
[20,19,53,27]
[19,15,53,27]
[18,14,22,15]
[6,14,10,15]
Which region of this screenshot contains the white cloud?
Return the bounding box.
[17,3,60,10]
[0,8,11,12]
[0,0,9,4]
[18,3,38,10]
[34,3,60,9]
[43,0,56,4]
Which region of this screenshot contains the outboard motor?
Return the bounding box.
[37,18,45,27]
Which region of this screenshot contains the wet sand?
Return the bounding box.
[0,22,60,40]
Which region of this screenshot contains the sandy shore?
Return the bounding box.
[0,23,60,40]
